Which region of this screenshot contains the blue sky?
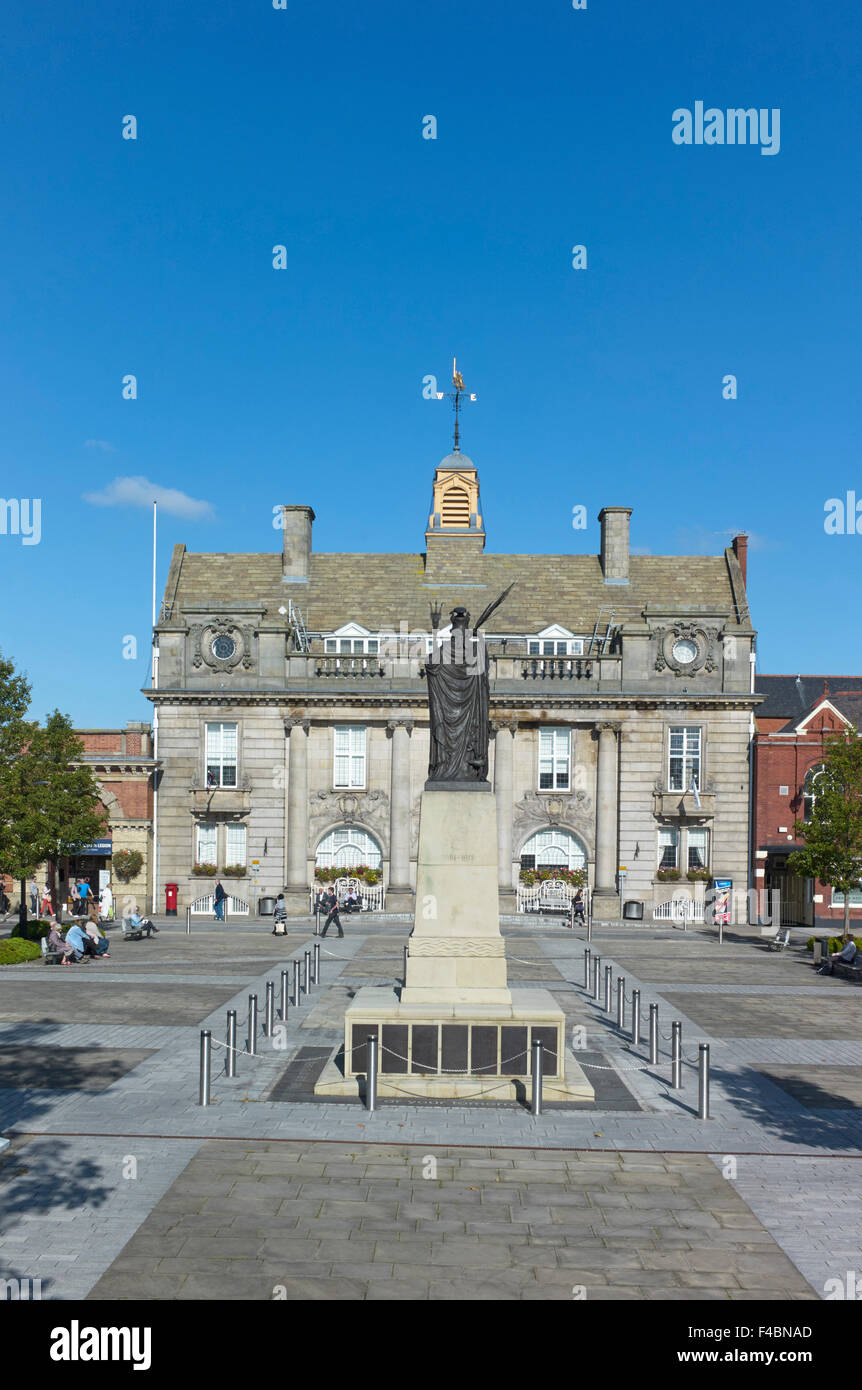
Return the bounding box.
[2,0,860,726]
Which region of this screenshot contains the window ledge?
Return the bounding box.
[653,791,715,819]
[189,788,251,814]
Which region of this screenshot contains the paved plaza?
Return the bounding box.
[1,914,860,1300]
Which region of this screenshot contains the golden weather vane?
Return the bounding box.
[435,356,477,453]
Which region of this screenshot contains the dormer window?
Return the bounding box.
[527,624,584,657]
[324,622,379,655]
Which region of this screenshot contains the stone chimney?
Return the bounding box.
[281,505,315,582]
[598,507,632,585]
[732,533,748,586]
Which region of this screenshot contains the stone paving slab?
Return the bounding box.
[2,919,862,1300]
[82,1142,817,1302]
[0,982,244,1026]
[661,992,862,1039]
[0,1133,202,1300]
[0,1047,154,1093]
[754,1065,862,1110]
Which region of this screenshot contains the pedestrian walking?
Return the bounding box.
[41,883,53,917]
[214,879,227,921]
[29,878,39,916]
[75,878,91,915]
[320,889,344,938]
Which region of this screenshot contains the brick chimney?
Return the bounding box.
[281,505,315,582]
[598,507,632,585]
[732,533,748,586]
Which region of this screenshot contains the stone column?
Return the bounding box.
[492,720,517,908]
[387,719,414,911]
[284,717,310,915]
[593,721,621,919]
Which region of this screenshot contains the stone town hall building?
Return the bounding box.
[149,447,757,919]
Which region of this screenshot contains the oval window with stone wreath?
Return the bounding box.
[655,626,715,676]
[190,622,254,673]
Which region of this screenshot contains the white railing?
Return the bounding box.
[190,893,250,916]
[653,896,705,924]
[517,878,585,915]
[310,877,385,913]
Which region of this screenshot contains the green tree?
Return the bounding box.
[788,728,862,939]
[0,652,37,920]
[0,679,106,924]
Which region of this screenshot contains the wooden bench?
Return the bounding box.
[766,928,791,952]
[39,936,65,965]
[120,916,144,941]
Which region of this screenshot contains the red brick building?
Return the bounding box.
[1,721,155,917]
[753,676,862,930]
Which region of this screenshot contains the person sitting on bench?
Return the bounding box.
[128,909,159,937]
[47,920,74,965]
[65,921,95,962]
[819,938,858,975]
[83,920,110,958]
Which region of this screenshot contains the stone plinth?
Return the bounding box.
[401,788,511,1006]
[314,785,594,1103]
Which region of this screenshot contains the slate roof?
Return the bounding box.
[756,676,862,722]
[165,547,749,635]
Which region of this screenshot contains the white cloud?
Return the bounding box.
[630,545,652,556]
[84,439,116,452]
[83,475,215,521]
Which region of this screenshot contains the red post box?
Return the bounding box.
[165,882,178,916]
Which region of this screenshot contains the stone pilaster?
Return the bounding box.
[492,719,517,910]
[592,721,621,919]
[386,719,414,911]
[284,716,310,915]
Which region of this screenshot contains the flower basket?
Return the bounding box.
[518,866,587,887]
[113,849,143,883]
[656,868,681,882]
[222,864,247,878]
[192,863,218,877]
[686,868,710,882]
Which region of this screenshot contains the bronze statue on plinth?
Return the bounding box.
[425,584,514,787]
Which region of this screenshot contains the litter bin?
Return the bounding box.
[165,882,178,917]
[258,896,276,917]
[622,900,644,921]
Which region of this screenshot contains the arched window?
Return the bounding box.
[316,826,382,870]
[803,765,825,822]
[520,828,587,871]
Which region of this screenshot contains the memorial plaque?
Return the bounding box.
[351,1024,378,1075]
[381,1024,409,1074]
[500,1026,528,1075]
[532,1025,558,1076]
[411,1024,439,1074]
[471,1025,498,1074]
[441,1024,468,1072]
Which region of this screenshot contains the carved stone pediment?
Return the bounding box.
[653,623,720,676]
[513,790,592,839]
[307,789,389,832]
[190,618,255,673]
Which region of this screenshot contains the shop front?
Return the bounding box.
[65,839,113,914]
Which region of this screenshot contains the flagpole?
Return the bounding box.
[151,502,160,917]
